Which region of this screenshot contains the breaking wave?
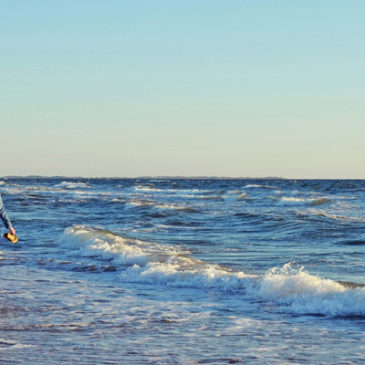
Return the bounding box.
[280,197,331,206]
[58,226,365,317]
[59,226,253,291]
[257,263,365,317]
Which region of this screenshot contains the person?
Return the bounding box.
[0,193,16,236]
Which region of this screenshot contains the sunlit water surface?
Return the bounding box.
[1,178,364,364]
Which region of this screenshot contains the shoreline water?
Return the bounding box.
[1,178,364,363]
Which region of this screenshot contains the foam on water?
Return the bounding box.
[280,196,331,206]
[55,181,90,189]
[237,192,250,200]
[134,186,163,192]
[128,198,191,211]
[59,226,255,291]
[59,226,152,266]
[59,226,365,317]
[0,338,35,350]
[2,178,365,364]
[244,184,278,189]
[313,211,365,223]
[257,263,365,317]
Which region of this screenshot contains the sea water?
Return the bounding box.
[0,178,364,364]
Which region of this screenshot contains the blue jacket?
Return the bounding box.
[0,193,12,229]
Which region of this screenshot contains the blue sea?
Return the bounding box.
[0,177,364,364]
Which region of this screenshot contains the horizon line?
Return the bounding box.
[1,175,365,180]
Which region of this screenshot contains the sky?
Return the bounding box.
[1,0,364,178]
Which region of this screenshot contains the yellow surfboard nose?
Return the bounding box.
[3,233,18,244]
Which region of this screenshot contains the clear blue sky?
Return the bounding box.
[1,0,364,178]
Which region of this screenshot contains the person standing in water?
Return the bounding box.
[0,193,16,236]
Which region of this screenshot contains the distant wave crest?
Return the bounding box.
[55,181,90,189]
[280,196,331,206]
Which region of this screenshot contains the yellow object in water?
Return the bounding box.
[3,233,18,244]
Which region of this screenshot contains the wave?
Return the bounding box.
[128,199,199,212]
[135,186,218,199]
[58,227,365,317]
[237,192,250,200]
[340,240,365,246]
[200,195,224,201]
[256,263,365,317]
[134,186,163,192]
[313,211,365,223]
[55,181,90,189]
[128,199,156,207]
[279,197,331,206]
[309,198,331,206]
[59,226,254,291]
[244,184,279,189]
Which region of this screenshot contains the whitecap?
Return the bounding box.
[280,196,331,206]
[134,186,163,192]
[280,197,309,204]
[55,181,90,189]
[58,227,365,317]
[58,226,255,291]
[313,211,365,223]
[237,192,250,200]
[256,263,365,317]
[244,184,279,189]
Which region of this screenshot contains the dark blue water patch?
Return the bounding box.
[233,212,263,219]
[339,240,365,246]
[147,211,171,219]
[177,238,217,247]
[164,218,202,227]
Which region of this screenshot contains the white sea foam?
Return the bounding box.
[280,196,331,207]
[129,198,193,211]
[0,338,35,350]
[165,188,202,194]
[237,192,250,200]
[55,181,90,189]
[129,199,156,207]
[59,227,365,317]
[59,226,254,291]
[313,211,365,223]
[123,261,252,291]
[280,197,308,203]
[59,226,150,266]
[257,263,365,317]
[244,184,278,189]
[134,186,163,192]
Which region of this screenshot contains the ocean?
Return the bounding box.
[0,177,364,364]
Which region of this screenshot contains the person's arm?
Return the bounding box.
[0,194,15,234]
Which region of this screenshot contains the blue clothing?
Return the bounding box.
[0,193,12,230]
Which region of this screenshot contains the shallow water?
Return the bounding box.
[0,178,364,364]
